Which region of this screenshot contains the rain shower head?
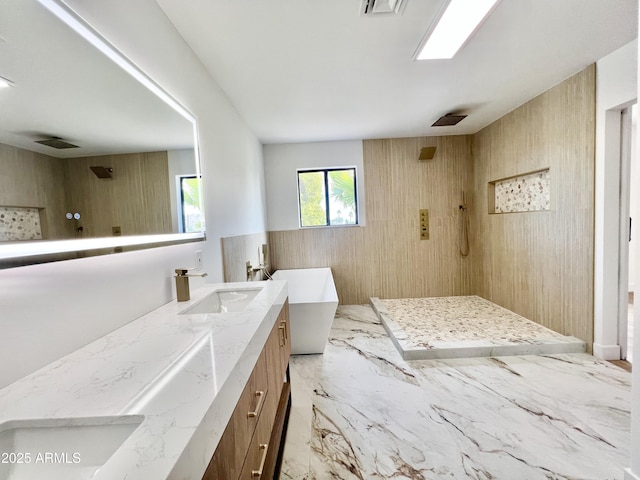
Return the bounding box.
[34,136,79,149]
[419,146,437,160]
[432,113,467,127]
[90,166,113,179]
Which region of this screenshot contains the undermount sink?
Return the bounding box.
[0,415,143,480]
[180,288,262,315]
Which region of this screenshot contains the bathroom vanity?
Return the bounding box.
[202,297,291,479]
[0,280,290,480]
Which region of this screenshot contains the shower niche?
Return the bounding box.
[488,168,550,214]
[0,206,43,241]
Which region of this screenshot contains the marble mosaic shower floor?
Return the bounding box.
[280,305,631,480]
[370,295,585,360]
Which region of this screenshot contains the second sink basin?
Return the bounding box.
[0,415,143,480]
[180,288,262,315]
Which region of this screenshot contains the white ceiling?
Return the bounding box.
[156,0,638,144]
[0,0,194,158]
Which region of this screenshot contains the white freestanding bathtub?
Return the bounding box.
[272,268,339,354]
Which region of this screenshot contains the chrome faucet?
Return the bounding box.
[175,268,208,302]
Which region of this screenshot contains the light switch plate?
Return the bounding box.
[195,250,203,270]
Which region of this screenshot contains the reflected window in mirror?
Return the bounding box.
[179,175,205,234]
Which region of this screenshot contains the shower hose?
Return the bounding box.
[459,197,470,257]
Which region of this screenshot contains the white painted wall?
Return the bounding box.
[629,106,640,299]
[593,39,638,360]
[0,0,266,388]
[264,140,365,231]
[626,15,640,480]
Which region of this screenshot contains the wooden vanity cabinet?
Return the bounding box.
[202,301,291,480]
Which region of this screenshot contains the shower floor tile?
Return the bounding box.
[370,295,585,360]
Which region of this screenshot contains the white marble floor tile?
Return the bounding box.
[281,354,323,480]
[281,305,632,480]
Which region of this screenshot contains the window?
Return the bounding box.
[297,168,358,227]
[178,175,205,233]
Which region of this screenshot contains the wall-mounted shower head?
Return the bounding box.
[419,146,437,160]
[90,166,113,179]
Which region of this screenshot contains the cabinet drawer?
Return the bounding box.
[238,401,274,480]
[233,348,269,453]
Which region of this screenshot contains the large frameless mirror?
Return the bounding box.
[0,0,205,268]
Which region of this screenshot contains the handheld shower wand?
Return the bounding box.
[459,191,470,257]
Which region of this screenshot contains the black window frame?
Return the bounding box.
[297,167,359,228]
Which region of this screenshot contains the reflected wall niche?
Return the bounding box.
[0,207,42,241]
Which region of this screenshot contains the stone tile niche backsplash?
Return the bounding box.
[491,169,550,213]
[0,206,43,241]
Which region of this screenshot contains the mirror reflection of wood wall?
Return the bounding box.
[0,142,172,240]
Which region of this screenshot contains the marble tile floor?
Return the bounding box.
[280,305,632,480]
[370,296,585,360]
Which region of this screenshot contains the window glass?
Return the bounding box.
[328,169,356,225]
[298,168,357,227]
[180,176,205,233]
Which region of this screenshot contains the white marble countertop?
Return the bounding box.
[0,280,288,479]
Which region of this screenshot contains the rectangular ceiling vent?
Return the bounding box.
[361,0,406,16]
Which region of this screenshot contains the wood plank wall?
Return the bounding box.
[1,145,173,241]
[0,143,71,239]
[269,135,474,304]
[471,66,596,345]
[221,232,269,282]
[63,151,172,237]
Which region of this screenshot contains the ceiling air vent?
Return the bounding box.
[361,0,406,16]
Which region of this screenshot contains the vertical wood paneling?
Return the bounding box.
[221,232,269,282]
[269,135,474,304]
[1,144,174,243]
[471,66,595,346]
[0,143,71,239]
[63,151,172,237]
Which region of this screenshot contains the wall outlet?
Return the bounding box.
[195,250,203,270]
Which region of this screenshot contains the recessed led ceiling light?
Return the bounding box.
[0,76,13,88]
[416,0,500,60]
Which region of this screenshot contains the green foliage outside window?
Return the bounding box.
[298,168,357,227]
[181,176,204,232]
[298,171,327,227]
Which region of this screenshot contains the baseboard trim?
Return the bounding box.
[592,343,621,360]
[625,468,640,480]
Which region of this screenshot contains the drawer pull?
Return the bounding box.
[251,443,269,478]
[247,390,265,418]
[278,325,285,347]
[281,320,288,340]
